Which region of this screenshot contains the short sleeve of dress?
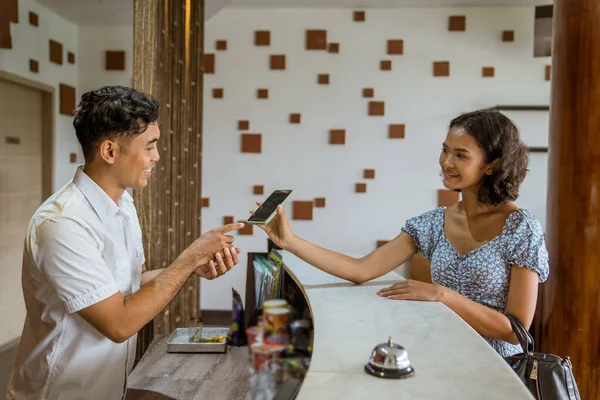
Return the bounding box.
[402,208,443,261]
[505,210,549,282]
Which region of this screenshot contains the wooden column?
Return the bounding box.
[542,1,600,398]
[133,0,205,361]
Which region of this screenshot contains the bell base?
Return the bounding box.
[364,363,415,379]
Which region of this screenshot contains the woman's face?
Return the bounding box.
[439,126,494,191]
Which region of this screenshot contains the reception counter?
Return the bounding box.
[282,252,534,400]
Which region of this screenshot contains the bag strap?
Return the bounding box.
[506,314,534,355]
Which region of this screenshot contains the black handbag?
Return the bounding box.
[504,314,581,400]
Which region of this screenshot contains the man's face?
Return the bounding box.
[114,122,160,190]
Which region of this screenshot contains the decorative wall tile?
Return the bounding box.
[449,16,466,31]
[328,43,339,53]
[255,30,270,46]
[201,198,210,207]
[49,40,63,65]
[257,88,268,99]
[315,198,326,208]
[293,201,314,220]
[329,129,346,145]
[204,53,215,74]
[438,189,460,206]
[212,88,223,98]
[387,40,403,55]
[364,169,375,179]
[502,30,514,42]
[362,88,374,98]
[238,221,254,235]
[241,133,262,153]
[380,60,392,71]
[29,59,39,73]
[0,20,12,49]
[389,124,405,139]
[353,10,365,22]
[289,113,301,124]
[356,183,367,193]
[306,30,327,50]
[216,40,227,50]
[59,84,75,116]
[238,120,249,130]
[433,61,450,77]
[29,12,38,27]
[482,67,495,77]
[223,216,234,225]
[318,74,329,84]
[253,185,264,195]
[70,153,77,163]
[106,50,125,70]
[368,101,385,116]
[270,54,286,70]
[67,51,75,64]
[545,65,551,81]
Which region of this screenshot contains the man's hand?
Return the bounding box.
[178,223,244,270]
[195,246,242,280]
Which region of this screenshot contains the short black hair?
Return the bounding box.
[449,109,529,206]
[73,86,159,162]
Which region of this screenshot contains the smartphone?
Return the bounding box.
[247,190,293,225]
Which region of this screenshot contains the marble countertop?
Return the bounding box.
[282,252,534,400]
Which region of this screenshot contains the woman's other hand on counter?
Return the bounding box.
[250,203,296,250]
[377,280,446,302]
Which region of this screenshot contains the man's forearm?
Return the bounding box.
[141,268,165,287]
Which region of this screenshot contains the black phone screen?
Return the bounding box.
[247,190,292,222]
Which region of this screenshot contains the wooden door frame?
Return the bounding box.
[0,70,55,200]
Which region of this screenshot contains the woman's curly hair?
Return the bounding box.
[449,109,529,206]
[72,86,159,162]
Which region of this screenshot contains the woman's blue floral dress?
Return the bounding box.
[403,207,549,357]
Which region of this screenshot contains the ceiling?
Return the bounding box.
[34,0,552,26]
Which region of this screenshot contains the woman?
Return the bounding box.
[252,109,549,357]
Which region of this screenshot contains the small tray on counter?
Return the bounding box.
[166,327,229,353]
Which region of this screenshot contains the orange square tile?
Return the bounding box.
[449,16,466,31]
[482,67,495,77]
[241,134,262,153]
[369,101,385,116]
[387,40,403,55]
[204,53,215,74]
[318,74,330,84]
[356,183,367,193]
[201,198,210,207]
[314,198,326,208]
[257,88,269,99]
[238,221,254,235]
[238,120,250,130]
[255,31,270,46]
[270,54,286,70]
[328,43,339,53]
[363,88,374,98]
[389,124,405,139]
[380,60,392,71]
[293,201,313,220]
[433,61,450,77]
[364,169,375,179]
[289,113,301,124]
[502,30,514,42]
[253,185,264,195]
[329,129,346,145]
[216,40,227,50]
[306,30,327,50]
[212,88,223,98]
[545,65,551,81]
[353,10,365,22]
[223,216,234,225]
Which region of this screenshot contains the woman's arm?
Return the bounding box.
[378,265,539,344]
[288,231,418,284]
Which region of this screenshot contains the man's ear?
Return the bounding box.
[98,139,117,164]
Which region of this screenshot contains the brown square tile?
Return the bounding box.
[355,183,367,193]
[328,43,339,53]
[306,29,327,50]
[216,40,227,50]
[362,88,374,98]
[389,124,405,139]
[387,40,403,55]
[377,240,389,248]
[438,189,459,206]
[238,120,250,130]
[545,65,551,81]
[329,129,346,145]
[29,59,39,73]
[223,216,234,225]
[202,198,210,207]
[318,74,329,84]
[364,169,375,179]
[257,88,269,99]
[69,153,77,163]
[67,51,75,64]
[433,61,450,77]
[29,12,39,27]
[315,198,326,208]
[238,221,254,235]
[289,113,301,124]
[253,185,264,195]
[106,50,125,70]
[482,67,495,77]
[293,201,313,220]
[502,30,514,42]
[369,101,385,116]
[449,16,466,31]
[380,60,392,71]
[241,133,262,153]
[212,88,224,98]
[270,54,286,70]
[255,30,270,46]
[49,40,63,65]
[204,53,215,74]
[353,10,365,22]
[59,84,75,116]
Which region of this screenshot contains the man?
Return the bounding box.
[6,86,242,399]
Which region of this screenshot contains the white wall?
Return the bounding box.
[200,7,551,310]
[0,0,79,191]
